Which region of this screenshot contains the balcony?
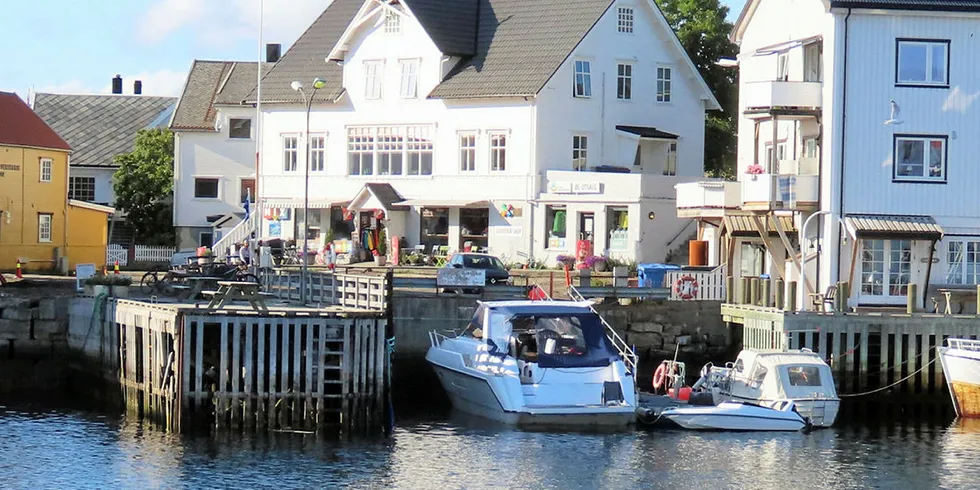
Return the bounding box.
[742,81,822,114]
[741,174,819,211]
[675,181,741,218]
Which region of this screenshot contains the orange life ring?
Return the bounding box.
[673,275,700,300]
[652,363,669,390]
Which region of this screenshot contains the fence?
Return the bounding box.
[106,244,128,267]
[261,268,390,311]
[666,266,726,301]
[134,245,175,263]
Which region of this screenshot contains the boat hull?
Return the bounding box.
[938,346,980,417]
[661,402,807,431]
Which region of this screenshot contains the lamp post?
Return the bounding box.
[291,77,326,304]
[799,211,829,311]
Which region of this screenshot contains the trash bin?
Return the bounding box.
[637,263,681,288]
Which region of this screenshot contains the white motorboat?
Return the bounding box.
[426,300,637,426]
[660,401,809,431]
[695,349,840,427]
[938,338,980,418]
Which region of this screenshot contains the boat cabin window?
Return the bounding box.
[734,359,745,373]
[509,315,589,362]
[787,365,822,386]
[750,365,768,385]
[461,319,483,339]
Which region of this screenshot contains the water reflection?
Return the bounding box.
[3,405,980,489]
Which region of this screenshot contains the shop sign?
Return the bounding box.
[0,163,21,177]
[547,181,601,194]
[492,226,524,236]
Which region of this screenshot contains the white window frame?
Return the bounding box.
[228,118,252,140]
[664,142,677,176]
[310,134,327,172]
[489,131,508,172]
[282,134,299,172]
[346,125,435,177]
[572,135,588,171]
[776,53,789,81]
[384,8,401,34]
[39,158,52,182]
[893,135,946,182]
[656,65,672,102]
[945,239,980,285]
[458,132,478,172]
[573,60,592,98]
[239,177,256,204]
[616,63,633,100]
[896,39,949,87]
[38,213,52,243]
[364,60,384,100]
[193,176,221,200]
[617,7,634,33]
[804,138,818,158]
[399,59,420,99]
[69,176,96,202]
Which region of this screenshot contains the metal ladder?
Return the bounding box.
[568,285,638,375]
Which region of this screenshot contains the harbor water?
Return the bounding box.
[2,403,979,489]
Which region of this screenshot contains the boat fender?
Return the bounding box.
[652,363,669,391]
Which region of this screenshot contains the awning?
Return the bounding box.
[844,214,944,240]
[723,214,797,237]
[753,35,822,56]
[260,198,342,209]
[616,125,679,140]
[395,199,489,208]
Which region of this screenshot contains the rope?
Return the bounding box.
[839,355,939,398]
[81,293,109,351]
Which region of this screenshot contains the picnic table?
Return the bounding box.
[204,281,269,313]
[183,276,223,300]
[937,288,976,314]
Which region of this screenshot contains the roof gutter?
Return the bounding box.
[835,8,851,286]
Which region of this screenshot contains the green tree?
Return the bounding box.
[658,0,739,178]
[112,128,175,245]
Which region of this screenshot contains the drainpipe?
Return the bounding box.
[527,99,537,262]
[835,9,851,287]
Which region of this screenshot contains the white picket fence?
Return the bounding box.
[665,266,727,301]
[106,244,128,267]
[105,244,176,266]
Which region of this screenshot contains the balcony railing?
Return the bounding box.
[741,174,819,211]
[743,81,822,111]
[675,181,740,218]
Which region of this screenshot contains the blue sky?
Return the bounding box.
[1,0,745,99]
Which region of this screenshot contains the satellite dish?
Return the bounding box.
[884,99,904,125]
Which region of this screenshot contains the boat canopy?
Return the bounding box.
[734,350,837,400]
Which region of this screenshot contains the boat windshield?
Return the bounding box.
[786,365,822,387]
[508,313,620,368]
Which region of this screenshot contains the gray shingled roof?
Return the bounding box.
[406,0,479,56]
[244,0,362,105]
[33,93,176,167]
[829,0,980,10]
[171,60,271,131]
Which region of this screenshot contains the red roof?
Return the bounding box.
[0,91,71,151]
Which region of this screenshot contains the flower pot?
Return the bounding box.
[83,284,95,296]
[374,255,388,266]
[91,285,109,296]
[112,285,130,298]
[750,174,758,181]
[593,261,608,273]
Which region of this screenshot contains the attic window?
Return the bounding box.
[384,9,401,34]
[229,118,251,139]
[617,7,634,33]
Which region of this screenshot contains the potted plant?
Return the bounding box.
[84,274,112,296]
[587,255,608,272]
[555,254,576,270]
[109,274,133,297]
[746,163,765,180]
[374,228,388,266]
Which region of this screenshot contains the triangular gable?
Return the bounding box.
[327,0,402,62]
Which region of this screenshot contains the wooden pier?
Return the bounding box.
[722,304,980,398]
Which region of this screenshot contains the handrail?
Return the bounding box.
[947,338,980,351]
[212,205,261,260]
[568,284,637,375]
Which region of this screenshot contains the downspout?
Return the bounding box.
[527,98,537,262]
[835,9,851,286]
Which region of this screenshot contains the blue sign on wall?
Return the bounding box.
[269,222,281,237]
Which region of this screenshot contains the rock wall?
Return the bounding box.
[0,297,72,355]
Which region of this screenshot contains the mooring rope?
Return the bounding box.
[81,293,109,351]
[839,354,939,398]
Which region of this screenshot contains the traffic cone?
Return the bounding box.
[15,260,22,279]
[114,261,120,274]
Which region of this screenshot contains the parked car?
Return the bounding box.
[446,253,511,285]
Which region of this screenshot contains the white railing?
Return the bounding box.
[213,207,261,260]
[674,181,741,215]
[568,285,637,375]
[106,244,128,267]
[134,245,175,263]
[741,173,819,210]
[947,338,980,351]
[260,267,389,311]
[742,80,822,109]
[666,266,727,301]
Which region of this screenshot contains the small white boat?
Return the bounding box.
[938,338,980,417]
[660,401,808,431]
[426,300,637,426]
[695,349,840,427]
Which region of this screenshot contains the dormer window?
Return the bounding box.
[384,9,401,34]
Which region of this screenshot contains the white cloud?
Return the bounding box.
[33,79,96,95]
[137,0,333,48]
[33,69,187,98]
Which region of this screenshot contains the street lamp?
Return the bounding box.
[292,77,327,304]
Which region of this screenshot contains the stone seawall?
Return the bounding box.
[0,297,73,355]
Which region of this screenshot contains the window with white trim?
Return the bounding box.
[664,142,677,176]
[310,135,326,171]
[657,66,672,102]
[346,125,434,176]
[894,135,945,182]
[617,63,632,100]
[573,60,592,98]
[572,135,588,171]
[776,53,789,81]
[897,39,948,86]
[364,61,383,99]
[947,240,980,285]
[399,60,419,98]
[384,9,401,34]
[69,176,96,201]
[229,118,251,139]
[459,133,477,172]
[617,7,634,33]
[489,132,507,172]
[38,213,52,243]
[282,135,298,171]
[39,158,52,182]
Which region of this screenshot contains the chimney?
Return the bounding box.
[266,43,281,63]
[111,75,123,94]
[134,80,143,95]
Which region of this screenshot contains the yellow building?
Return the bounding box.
[0,91,112,272]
